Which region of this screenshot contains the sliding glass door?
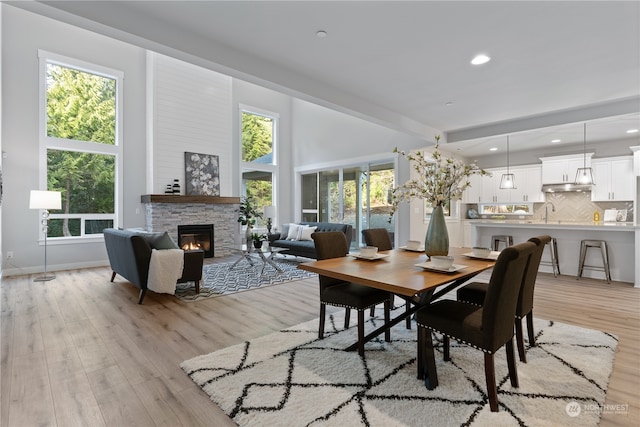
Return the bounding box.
[301,161,395,249]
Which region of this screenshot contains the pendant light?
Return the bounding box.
[574,123,594,185]
[499,135,516,189]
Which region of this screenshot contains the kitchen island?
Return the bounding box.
[470,220,638,286]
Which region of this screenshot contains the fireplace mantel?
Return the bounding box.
[140,194,240,204]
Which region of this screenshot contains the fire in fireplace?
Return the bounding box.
[177,224,214,258]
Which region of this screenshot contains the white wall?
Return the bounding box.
[1,5,147,274]
[148,52,233,196]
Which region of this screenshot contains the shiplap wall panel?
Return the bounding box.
[149,52,232,196]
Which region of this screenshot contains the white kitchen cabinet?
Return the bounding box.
[509,165,544,202]
[591,156,634,201]
[480,168,505,203]
[540,154,593,184]
[463,173,483,203]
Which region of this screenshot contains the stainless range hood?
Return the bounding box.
[542,183,593,193]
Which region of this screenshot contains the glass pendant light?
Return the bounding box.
[574,123,594,185]
[499,135,516,189]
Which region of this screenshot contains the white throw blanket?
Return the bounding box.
[147,249,184,294]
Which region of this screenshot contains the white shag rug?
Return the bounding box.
[181,309,617,426]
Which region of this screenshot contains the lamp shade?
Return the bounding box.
[263,205,276,218]
[29,190,62,210]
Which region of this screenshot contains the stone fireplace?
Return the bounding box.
[141,195,240,257]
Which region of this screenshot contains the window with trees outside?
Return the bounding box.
[39,51,123,239]
[241,108,277,228]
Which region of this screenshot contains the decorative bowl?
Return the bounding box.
[431,255,454,269]
[472,247,492,258]
[359,246,378,258]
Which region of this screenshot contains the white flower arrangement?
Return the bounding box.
[389,135,489,220]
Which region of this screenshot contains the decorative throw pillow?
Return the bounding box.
[136,230,180,250]
[299,226,317,241]
[279,223,290,240]
[286,223,304,240]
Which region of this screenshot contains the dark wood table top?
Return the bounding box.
[298,247,496,297]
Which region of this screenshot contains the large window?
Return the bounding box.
[39,51,123,239]
[241,107,277,228]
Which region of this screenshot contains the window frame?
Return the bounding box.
[239,105,279,229]
[38,50,124,243]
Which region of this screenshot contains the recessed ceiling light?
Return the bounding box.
[551,139,561,143]
[489,147,498,151]
[471,54,491,65]
[626,129,639,134]
[316,30,327,38]
[445,102,453,107]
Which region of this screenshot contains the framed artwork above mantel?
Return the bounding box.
[185,152,220,196]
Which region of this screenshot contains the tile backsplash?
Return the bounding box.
[538,192,633,223]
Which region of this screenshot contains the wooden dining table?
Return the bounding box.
[298,247,497,352]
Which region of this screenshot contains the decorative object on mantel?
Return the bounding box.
[172,179,181,194]
[181,311,616,426]
[164,184,173,194]
[389,135,488,258]
[185,152,220,196]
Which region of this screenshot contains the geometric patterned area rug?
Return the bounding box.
[181,309,618,426]
[174,257,316,302]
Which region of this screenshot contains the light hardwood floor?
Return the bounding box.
[1,260,638,426]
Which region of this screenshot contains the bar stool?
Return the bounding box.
[577,240,611,283]
[491,235,513,251]
[539,237,560,277]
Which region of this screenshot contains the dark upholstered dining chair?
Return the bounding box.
[312,231,392,357]
[416,241,536,412]
[456,235,550,363]
[361,228,393,251]
[361,228,410,326]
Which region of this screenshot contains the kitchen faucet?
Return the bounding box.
[544,202,556,224]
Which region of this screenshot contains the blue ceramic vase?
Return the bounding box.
[424,205,449,258]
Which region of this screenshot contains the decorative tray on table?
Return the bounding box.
[349,253,389,261]
[415,262,467,273]
[398,246,425,252]
[462,251,500,260]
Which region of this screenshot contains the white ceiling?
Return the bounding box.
[14,0,640,157]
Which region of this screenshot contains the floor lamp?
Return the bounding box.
[29,190,61,282]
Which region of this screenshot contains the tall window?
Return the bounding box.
[241,107,277,227]
[39,51,123,239]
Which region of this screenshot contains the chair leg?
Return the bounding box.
[370,306,375,317]
[110,271,117,282]
[484,353,499,412]
[357,310,365,357]
[138,288,146,304]
[526,312,536,346]
[194,279,200,294]
[384,300,391,342]
[417,327,424,379]
[318,304,326,339]
[443,336,450,361]
[423,330,438,389]
[506,338,519,388]
[344,308,351,329]
[515,318,527,363]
